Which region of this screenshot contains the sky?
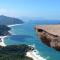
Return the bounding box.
[0,0,60,20]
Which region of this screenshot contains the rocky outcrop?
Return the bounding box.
[35,26,60,51]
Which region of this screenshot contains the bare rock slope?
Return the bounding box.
[35,25,60,51]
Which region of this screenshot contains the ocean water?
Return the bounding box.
[4,20,60,60]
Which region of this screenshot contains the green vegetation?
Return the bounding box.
[0,44,34,60]
[0,15,23,25]
[0,25,11,36]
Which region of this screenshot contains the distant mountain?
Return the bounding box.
[0,15,24,25]
[21,17,60,24]
[29,19,60,25]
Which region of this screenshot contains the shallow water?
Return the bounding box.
[4,21,60,60]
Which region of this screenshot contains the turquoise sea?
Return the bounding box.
[4,20,60,60]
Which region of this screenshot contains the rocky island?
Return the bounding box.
[35,25,60,51]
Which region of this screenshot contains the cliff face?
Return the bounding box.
[35,26,60,51]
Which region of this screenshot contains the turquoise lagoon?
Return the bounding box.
[4,20,60,60]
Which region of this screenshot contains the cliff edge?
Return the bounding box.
[35,25,60,51]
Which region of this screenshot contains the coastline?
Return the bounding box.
[26,49,47,60]
[0,36,7,46]
[8,24,23,27]
[0,34,47,60]
[0,24,23,47]
[0,24,48,60]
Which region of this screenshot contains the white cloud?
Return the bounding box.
[0,8,18,17]
[0,8,8,15]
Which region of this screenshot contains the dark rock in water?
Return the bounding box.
[0,25,11,36]
[35,27,60,51]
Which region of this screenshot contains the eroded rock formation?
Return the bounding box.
[35,26,60,51]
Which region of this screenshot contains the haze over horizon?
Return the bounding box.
[0,0,60,20]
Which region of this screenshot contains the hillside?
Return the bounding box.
[0,15,23,25]
[0,44,33,60]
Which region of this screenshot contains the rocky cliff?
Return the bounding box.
[35,25,60,51]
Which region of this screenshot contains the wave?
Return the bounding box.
[0,36,49,60]
[0,36,7,46]
[27,45,49,60]
[8,24,23,27]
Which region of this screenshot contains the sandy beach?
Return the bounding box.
[26,49,47,60]
[0,36,7,46]
[8,24,23,27]
[0,36,47,60]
